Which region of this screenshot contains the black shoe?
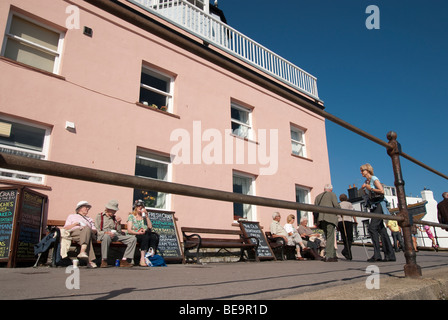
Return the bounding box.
[383,258,396,262]
[367,257,382,262]
[323,257,338,262]
[342,252,352,261]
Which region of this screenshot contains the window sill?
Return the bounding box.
[135,102,180,119]
[0,56,66,81]
[0,178,52,191]
[291,153,313,162]
[230,133,259,145]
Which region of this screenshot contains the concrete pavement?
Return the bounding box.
[1,246,447,301]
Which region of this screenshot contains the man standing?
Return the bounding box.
[95,200,137,268]
[437,192,448,231]
[314,184,340,262]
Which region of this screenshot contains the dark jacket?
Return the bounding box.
[437,198,448,225]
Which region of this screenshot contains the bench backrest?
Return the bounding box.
[47,219,128,230]
[181,227,243,236]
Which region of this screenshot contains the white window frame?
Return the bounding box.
[232,172,256,221]
[291,125,307,158]
[1,11,65,74]
[295,185,311,225]
[134,149,172,210]
[231,102,252,140]
[140,66,174,113]
[0,116,51,184]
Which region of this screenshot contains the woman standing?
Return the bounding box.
[127,200,159,266]
[361,163,396,262]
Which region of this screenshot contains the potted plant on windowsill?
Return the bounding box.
[160,106,167,112]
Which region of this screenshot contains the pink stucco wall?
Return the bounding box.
[0,0,331,232]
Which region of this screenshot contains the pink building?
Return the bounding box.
[0,0,331,232]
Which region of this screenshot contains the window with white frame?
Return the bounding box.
[291,126,306,157]
[134,149,171,209]
[0,117,51,184]
[295,186,311,224]
[1,13,64,74]
[231,103,252,139]
[233,173,255,221]
[139,66,173,112]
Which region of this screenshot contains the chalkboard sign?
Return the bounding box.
[0,188,18,260]
[16,191,45,260]
[239,221,275,261]
[148,211,183,263]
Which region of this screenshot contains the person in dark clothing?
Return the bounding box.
[437,192,448,231]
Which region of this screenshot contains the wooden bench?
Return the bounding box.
[46,219,130,247]
[181,227,259,264]
[265,232,313,260]
[44,219,148,265]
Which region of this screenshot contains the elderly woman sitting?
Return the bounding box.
[270,212,307,260]
[63,201,98,268]
[297,216,326,258]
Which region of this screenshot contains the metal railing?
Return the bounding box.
[129,0,320,100]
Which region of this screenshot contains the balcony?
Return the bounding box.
[129,0,320,100]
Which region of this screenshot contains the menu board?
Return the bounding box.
[16,191,45,259]
[239,221,275,260]
[148,211,183,262]
[0,189,18,260]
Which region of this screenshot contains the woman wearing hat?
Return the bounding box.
[127,200,159,267]
[63,201,98,268]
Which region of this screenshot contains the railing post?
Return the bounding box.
[387,131,422,278]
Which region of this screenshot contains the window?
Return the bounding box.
[233,173,255,220]
[0,117,51,183]
[139,66,173,112]
[134,149,171,209]
[291,126,306,157]
[1,13,64,73]
[295,186,311,224]
[231,103,252,139]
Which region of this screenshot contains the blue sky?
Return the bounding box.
[218,0,448,202]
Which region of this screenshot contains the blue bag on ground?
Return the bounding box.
[145,252,167,267]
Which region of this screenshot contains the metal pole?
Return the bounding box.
[387,131,422,278]
[0,152,400,221]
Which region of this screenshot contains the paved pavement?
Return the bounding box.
[1,246,448,302]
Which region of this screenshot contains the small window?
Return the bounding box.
[0,117,50,184]
[233,173,255,220]
[1,13,64,73]
[291,126,306,157]
[139,66,173,112]
[231,103,252,139]
[295,186,311,224]
[134,149,171,209]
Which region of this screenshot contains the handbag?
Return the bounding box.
[368,191,384,204]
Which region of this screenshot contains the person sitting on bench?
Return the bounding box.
[270,212,306,260]
[95,200,137,268]
[63,201,97,268]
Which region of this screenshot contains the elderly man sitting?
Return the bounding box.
[270,212,306,260]
[95,200,137,268]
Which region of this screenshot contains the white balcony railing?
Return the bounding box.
[129,0,320,100]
